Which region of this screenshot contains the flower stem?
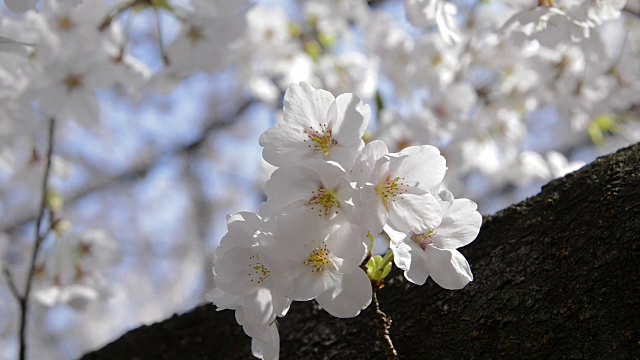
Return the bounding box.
[370,291,399,360]
[380,248,394,270]
[368,232,375,256]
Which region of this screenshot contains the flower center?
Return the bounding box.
[187,25,204,43]
[303,245,331,273]
[411,230,435,251]
[307,186,340,217]
[303,124,337,156]
[63,74,83,92]
[375,174,406,210]
[57,15,75,31]
[248,254,271,284]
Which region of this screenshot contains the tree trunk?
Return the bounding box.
[82,142,640,360]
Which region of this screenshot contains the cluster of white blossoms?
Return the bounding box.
[208,82,482,359]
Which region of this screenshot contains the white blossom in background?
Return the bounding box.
[33,228,120,310]
[4,0,37,13]
[406,0,461,44]
[165,0,248,76]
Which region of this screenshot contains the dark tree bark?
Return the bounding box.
[82,142,640,360]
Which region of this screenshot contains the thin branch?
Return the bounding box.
[370,291,399,360]
[2,266,21,301]
[152,5,170,66]
[623,6,640,19]
[17,117,56,360]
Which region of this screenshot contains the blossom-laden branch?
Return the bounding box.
[208,82,482,359]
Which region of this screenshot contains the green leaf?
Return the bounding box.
[588,115,618,146]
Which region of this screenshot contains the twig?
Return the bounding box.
[623,6,640,19]
[17,117,56,360]
[370,291,399,360]
[2,266,21,301]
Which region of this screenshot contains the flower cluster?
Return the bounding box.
[208,82,482,359]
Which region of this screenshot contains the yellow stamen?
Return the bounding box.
[303,124,337,156]
[247,254,271,284]
[303,245,331,273]
[308,186,340,217]
[375,175,406,210]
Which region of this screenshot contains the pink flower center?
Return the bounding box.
[411,230,435,251]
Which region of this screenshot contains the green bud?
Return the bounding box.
[46,190,63,213]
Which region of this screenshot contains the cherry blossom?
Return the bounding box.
[212,212,291,326]
[388,190,482,289]
[260,82,371,170]
[359,144,447,234]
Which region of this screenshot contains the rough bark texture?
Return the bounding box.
[82,142,640,360]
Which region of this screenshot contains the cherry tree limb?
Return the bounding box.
[82,142,640,359]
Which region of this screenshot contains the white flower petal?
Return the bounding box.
[290,266,336,301]
[259,123,312,167]
[332,93,370,146]
[391,145,447,191]
[388,192,442,233]
[315,268,372,318]
[251,322,280,360]
[352,140,389,185]
[282,81,335,129]
[214,247,260,296]
[264,164,319,211]
[391,237,430,285]
[425,247,473,290]
[362,184,388,234]
[433,198,482,250]
[325,220,367,270]
[242,287,276,325]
